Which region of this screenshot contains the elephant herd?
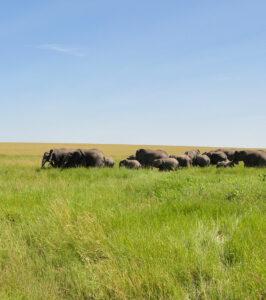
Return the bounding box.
[41,148,266,171]
[41,148,115,169]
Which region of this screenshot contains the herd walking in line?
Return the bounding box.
[41,148,266,170]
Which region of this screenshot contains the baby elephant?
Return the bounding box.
[104,157,115,168]
[153,158,179,171]
[119,159,141,169]
[169,154,192,167]
[216,160,235,168]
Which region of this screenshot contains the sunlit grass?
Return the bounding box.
[0,143,265,299]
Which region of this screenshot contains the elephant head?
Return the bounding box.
[185,149,200,160]
[41,150,53,168]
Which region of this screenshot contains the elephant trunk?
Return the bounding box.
[41,151,51,168]
[41,157,47,168]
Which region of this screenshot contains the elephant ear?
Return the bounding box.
[43,151,50,159]
[45,149,52,158]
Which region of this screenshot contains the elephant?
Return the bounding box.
[104,156,115,168]
[61,149,85,168]
[184,149,200,160]
[81,149,106,167]
[119,159,141,169]
[215,149,236,161]
[193,154,210,167]
[216,160,235,168]
[152,158,179,171]
[42,148,106,168]
[169,154,192,167]
[135,149,169,167]
[233,150,266,167]
[41,148,74,168]
[203,151,227,165]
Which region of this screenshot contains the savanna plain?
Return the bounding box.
[0,143,265,299]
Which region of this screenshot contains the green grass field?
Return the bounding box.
[0,143,265,299]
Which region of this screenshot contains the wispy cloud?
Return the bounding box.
[35,44,85,57]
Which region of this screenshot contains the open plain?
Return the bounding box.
[0,143,265,299]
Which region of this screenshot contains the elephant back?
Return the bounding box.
[135,149,169,167]
[153,158,179,171]
[193,154,210,167]
[81,149,105,167]
[204,151,227,165]
[119,159,141,169]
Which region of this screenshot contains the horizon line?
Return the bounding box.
[0,141,264,150]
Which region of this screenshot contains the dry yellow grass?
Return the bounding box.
[0,142,220,159]
[1,143,263,169]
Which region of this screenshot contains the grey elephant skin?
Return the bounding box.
[104,157,115,168]
[135,149,169,167]
[215,149,236,161]
[170,154,192,167]
[62,149,88,168]
[234,150,266,167]
[153,158,179,171]
[41,148,109,168]
[203,151,227,165]
[119,159,141,169]
[41,148,74,168]
[184,150,200,160]
[80,149,105,167]
[193,154,210,167]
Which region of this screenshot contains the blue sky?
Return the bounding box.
[0,0,265,147]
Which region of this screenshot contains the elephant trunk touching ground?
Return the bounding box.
[41,150,52,168]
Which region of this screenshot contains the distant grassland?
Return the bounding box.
[0,143,265,299]
[0,142,216,158]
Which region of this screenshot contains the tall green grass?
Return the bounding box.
[0,153,265,299]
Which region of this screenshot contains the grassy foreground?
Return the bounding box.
[0,144,265,299]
